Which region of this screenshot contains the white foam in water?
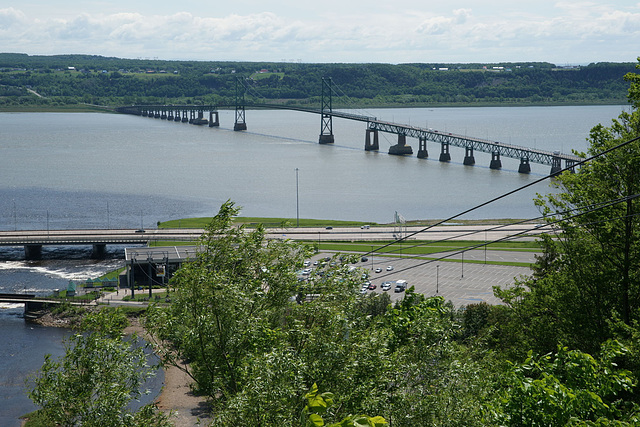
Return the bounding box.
[0,260,123,281]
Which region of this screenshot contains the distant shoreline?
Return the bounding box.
[0,99,628,114]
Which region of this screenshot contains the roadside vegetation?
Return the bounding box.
[23,59,640,425]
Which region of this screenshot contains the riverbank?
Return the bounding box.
[25,308,208,427]
[125,321,210,427]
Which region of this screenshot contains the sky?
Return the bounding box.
[1,1,639,64]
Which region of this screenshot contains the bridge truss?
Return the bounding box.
[116,78,584,175]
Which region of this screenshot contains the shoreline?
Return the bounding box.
[124,322,210,426]
[27,312,209,426]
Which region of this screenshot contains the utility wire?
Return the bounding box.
[377,193,640,259]
[373,193,640,280]
[366,134,640,258]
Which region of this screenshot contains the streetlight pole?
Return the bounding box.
[436,265,439,294]
[295,168,299,227]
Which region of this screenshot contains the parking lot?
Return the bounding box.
[308,250,534,307]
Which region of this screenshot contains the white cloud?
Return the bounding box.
[0,4,638,63]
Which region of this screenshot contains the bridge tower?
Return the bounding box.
[234,77,247,131]
[319,77,335,144]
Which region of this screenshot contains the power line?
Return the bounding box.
[366,134,640,258]
[373,193,640,280]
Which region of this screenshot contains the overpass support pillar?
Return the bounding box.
[365,129,379,151]
[388,134,413,155]
[550,156,563,175]
[25,245,42,260]
[518,157,531,174]
[463,146,475,165]
[490,152,502,169]
[209,111,220,127]
[417,137,428,158]
[439,142,451,162]
[92,244,107,259]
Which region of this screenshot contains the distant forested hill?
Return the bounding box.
[0,53,635,109]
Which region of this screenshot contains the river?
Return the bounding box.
[0,104,630,425]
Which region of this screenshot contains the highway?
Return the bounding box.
[0,223,548,246]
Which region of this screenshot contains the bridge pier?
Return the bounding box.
[365,129,379,150]
[209,111,220,127]
[174,111,182,122]
[389,134,413,155]
[92,244,107,259]
[490,152,502,169]
[439,142,451,162]
[161,111,167,120]
[463,146,475,165]
[181,111,189,123]
[167,111,174,120]
[417,137,428,158]
[24,244,42,260]
[518,157,531,174]
[550,156,563,175]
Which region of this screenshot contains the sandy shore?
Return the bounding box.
[122,322,211,426]
[155,363,211,426]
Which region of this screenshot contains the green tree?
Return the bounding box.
[491,341,639,426]
[493,58,640,354]
[28,308,171,427]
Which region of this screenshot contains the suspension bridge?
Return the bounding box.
[116,77,583,175]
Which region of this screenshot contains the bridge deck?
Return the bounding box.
[117,103,583,167]
[0,228,203,247]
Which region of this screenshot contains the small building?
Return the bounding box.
[124,246,198,291]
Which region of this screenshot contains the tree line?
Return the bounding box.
[0,53,636,109]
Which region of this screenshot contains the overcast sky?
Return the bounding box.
[1,1,639,64]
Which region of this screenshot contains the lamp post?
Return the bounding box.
[295,168,299,227]
[436,264,439,294]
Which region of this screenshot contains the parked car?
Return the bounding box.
[368,282,377,290]
[381,281,392,291]
[361,256,368,262]
[375,267,382,273]
[386,265,394,271]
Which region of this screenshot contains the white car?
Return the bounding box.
[375,268,382,273]
[381,281,392,291]
[386,266,394,271]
